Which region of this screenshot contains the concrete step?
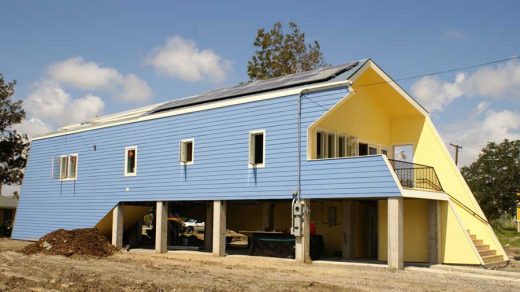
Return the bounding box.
[479,249,496,257]
[482,254,503,264]
[472,239,483,245]
[475,244,489,251]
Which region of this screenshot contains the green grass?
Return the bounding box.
[494,226,520,248]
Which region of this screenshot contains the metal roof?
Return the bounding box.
[147,61,361,114]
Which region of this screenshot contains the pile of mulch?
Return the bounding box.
[21,228,118,257]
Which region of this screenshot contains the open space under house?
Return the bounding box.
[12,59,508,269]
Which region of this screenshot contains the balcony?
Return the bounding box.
[388,159,443,192]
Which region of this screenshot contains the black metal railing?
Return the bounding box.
[388,159,443,192]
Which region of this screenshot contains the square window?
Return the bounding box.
[358,143,369,156]
[67,155,78,179]
[180,139,194,164]
[125,146,137,176]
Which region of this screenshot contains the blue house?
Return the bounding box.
[12,59,507,269]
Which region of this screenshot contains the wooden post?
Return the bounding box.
[155,201,168,254]
[428,200,441,264]
[212,200,226,257]
[112,204,123,249]
[342,200,354,259]
[295,200,311,263]
[387,197,403,270]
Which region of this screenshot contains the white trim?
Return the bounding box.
[124,146,138,177]
[401,189,449,200]
[179,138,195,165]
[33,80,354,141]
[248,129,266,168]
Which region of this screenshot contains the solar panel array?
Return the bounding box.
[147,61,361,114]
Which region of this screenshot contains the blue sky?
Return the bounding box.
[1,0,520,170]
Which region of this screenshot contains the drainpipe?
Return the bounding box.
[295,80,353,201]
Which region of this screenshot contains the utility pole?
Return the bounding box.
[450,142,463,165]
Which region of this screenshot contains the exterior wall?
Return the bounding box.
[310,200,343,256]
[391,116,505,262]
[378,199,429,263]
[14,87,401,240]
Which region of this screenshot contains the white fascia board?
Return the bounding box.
[33,81,352,141]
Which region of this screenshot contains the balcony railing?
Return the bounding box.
[388,159,443,192]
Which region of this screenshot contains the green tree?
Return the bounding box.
[0,74,29,195]
[247,21,327,80]
[461,139,520,221]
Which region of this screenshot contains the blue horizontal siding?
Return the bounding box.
[12,88,401,240]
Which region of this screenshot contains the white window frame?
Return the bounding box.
[124,146,138,176]
[380,146,389,157]
[368,144,379,156]
[56,154,78,181]
[337,134,348,158]
[179,138,195,165]
[248,129,266,168]
[325,132,336,159]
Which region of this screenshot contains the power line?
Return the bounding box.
[355,55,520,88]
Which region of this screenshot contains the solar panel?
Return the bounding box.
[147,61,361,114]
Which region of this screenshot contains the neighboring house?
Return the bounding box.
[12,59,507,268]
[0,195,18,234]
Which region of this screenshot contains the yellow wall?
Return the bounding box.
[227,201,292,233]
[310,200,344,256]
[308,62,505,264]
[378,199,429,263]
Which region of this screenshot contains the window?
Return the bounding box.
[347,135,358,157]
[316,131,325,159]
[380,147,389,157]
[326,133,336,158]
[358,143,369,156]
[337,135,347,158]
[125,146,137,176]
[249,130,265,167]
[179,139,194,165]
[54,154,78,180]
[369,145,378,155]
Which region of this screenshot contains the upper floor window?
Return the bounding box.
[54,154,78,180]
[179,139,194,165]
[125,146,137,176]
[249,130,265,167]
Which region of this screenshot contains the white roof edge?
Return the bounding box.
[32,79,353,141]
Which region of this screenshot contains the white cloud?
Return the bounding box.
[411,60,520,112]
[443,29,467,40]
[48,57,123,90]
[47,57,152,102]
[119,74,153,102]
[440,108,520,166]
[18,81,104,138]
[146,35,232,82]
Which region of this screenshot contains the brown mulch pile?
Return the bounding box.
[21,228,118,257]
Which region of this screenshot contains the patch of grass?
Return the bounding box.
[494,226,520,248]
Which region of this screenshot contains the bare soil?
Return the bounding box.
[1,238,520,291]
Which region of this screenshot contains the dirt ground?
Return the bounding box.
[1,238,520,291]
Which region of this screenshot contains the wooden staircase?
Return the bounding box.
[468,231,508,268]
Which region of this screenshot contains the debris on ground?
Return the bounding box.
[21,228,118,257]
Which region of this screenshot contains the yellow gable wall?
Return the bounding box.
[392,116,505,260]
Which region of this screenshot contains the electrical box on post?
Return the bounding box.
[291,200,305,237]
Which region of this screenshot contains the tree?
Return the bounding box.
[247,21,327,80]
[0,73,29,195]
[461,139,520,221]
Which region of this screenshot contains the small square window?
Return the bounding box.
[358,143,369,156]
[125,146,137,176]
[54,154,78,180]
[179,139,194,165]
[249,130,265,167]
[369,145,378,155]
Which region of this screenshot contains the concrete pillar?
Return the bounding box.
[342,200,354,259]
[212,200,226,257]
[387,197,403,270]
[428,200,441,264]
[112,204,123,249]
[204,202,214,251]
[295,199,311,264]
[155,201,168,254]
